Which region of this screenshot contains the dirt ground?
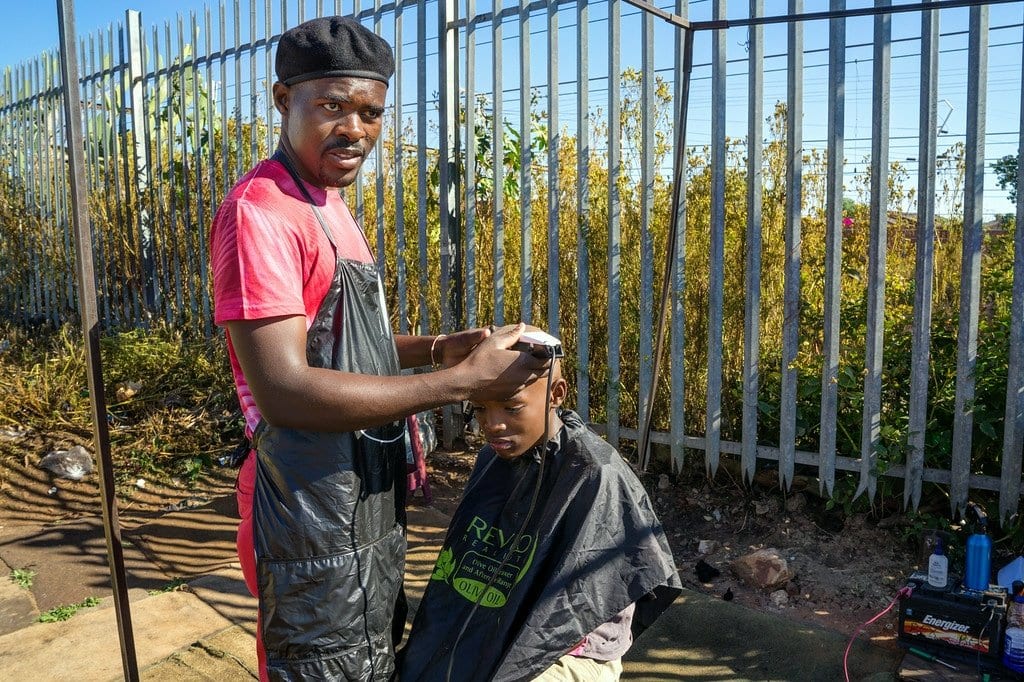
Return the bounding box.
[0,429,237,528]
[646,459,919,649]
[0,427,919,650]
[424,444,922,652]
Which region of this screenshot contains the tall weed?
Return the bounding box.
[0,322,240,483]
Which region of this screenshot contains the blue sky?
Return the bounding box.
[3,0,1022,217]
[1,1,211,68]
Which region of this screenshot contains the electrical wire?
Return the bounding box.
[357,428,408,444]
[976,602,997,677]
[843,584,914,682]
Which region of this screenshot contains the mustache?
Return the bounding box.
[327,140,366,156]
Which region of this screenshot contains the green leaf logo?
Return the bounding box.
[432,547,455,582]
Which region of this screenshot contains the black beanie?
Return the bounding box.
[276,16,394,86]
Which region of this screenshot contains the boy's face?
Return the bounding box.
[471,363,567,460]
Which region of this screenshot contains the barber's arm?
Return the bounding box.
[394,328,491,369]
[227,317,544,432]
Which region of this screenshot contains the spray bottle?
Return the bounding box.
[927,537,949,589]
[964,502,993,591]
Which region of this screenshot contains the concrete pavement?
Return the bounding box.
[623,589,900,681]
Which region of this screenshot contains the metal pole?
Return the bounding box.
[820,0,846,498]
[576,0,591,422]
[856,0,893,502]
[439,0,461,448]
[492,6,505,325]
[126,10,155,315]
[519,0,532,323]
[704,0,727,477]
[439,0,461,333]
[464,0,477,329]
[606,0,621,450]
[546,0,559,337]
[906,7,939,511]
[416,0,429,336]
[55,1,139,678]
[780,0,804,490]
[639,28,693,471]
[950,4,989,515]
[742,0,764,484]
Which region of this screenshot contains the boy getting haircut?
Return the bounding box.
[399,334,681,681]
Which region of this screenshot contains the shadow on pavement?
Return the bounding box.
[623,588,901,681]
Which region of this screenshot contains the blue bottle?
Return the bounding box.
[1005,625,1024,674]
[964,503,993,591]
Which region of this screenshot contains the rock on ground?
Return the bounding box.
[731,548,794,590]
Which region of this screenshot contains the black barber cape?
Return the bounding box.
[399,409,681,681]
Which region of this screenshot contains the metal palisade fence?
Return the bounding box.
[0,0,1022,518]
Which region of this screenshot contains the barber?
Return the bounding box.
[209,16,544,681]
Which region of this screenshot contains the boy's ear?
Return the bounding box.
[550,377,568,408]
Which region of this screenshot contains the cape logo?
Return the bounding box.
[461,515,534,552]
[430,515,537,608]
[432,548,456,582]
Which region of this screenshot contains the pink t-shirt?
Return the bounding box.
[210,158,374,435]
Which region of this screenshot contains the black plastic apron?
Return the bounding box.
[252,152,407,680]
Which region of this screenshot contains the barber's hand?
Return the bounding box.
[436,327,491,368]
[462,323,549,402]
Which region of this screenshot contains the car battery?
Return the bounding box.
[898,571,1007,666]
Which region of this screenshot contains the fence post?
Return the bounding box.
[857,0,891,503]
[1001,71,1024,520]
[820,0,846,500]
[518,0,531,324]
[606,0,621,452]
[125,9,156,316]
[705,0,727,477]
[743,0,764,485]
[906,8,939,512]
[951,5,989,516]
[780,0,804,490]
[438,0,461,448]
